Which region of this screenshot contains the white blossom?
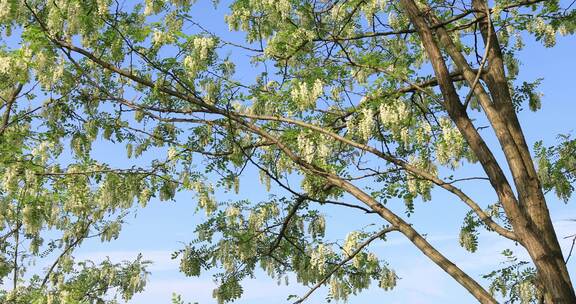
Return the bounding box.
[167,146,178,161]
[379,99,408,126]
[0,0,12,21]
[310,243,331,275]
[359,108,374,141]
[297,133,315,163]
[343,231,361,257]
[291,79,323,110]
[193,37,216,61]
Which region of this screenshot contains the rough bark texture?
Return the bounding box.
[399,0,576,302]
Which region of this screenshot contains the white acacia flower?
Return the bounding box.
[193,37,216,61]
[167,146,178,160]
[0,0,12,21]
[343,231,361,257]
[291,79,323,109]
[310,243,331,275]
[359,108,374,141]
[297,133,315,163]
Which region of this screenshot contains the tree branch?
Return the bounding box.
[293,226,398,304]
[0,84,23,137]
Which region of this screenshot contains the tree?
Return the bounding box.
[0,0,575,303]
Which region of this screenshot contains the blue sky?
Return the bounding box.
[62,3,576,304]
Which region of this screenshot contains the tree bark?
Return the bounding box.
[399,0,576,302]
[470,0,575,301]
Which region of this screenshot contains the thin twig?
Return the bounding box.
[293,226,398,304]
[564,234,576,264]
[463,5,492,109]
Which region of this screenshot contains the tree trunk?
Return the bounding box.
[469,1,575,301]
[399,0,576,302]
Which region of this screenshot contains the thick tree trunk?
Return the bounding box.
[469,1,575,301]
[400,0,576,302]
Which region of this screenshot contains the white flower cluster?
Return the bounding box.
[343,231,361,257]
[518,281,536,303]
[378,99,412,145]
[44,1,65,32]
[308,216,326,238]
[330,4,345,21]
[297,132,315,163]
[193,37,216,61]
[406,155,436,200]
[378,268,397,290]
[528,17,556,47]
[414,120,432,145]
[359,108,375,141]
[259,0,291,20]
[96,0,110,15]
[0,52,29,83]
[201,80,219,105]
[62,1,82,34]
[33,52,65,89]
[144,0,162,15]
[291,79,323,110]
[362,0,387,24]
[2,165,19,193]
[183,37,216,77]
[167,146,178,161]
[388,11,401,30]
[138,187,152,207]
[192,181,216,215]
[296,133,332,166]
[247,205,279,235]
[436,118,466,167]
[152,30,174,47]
[352,67,371,84]
[248,209,266,231]
[258,169,271,191]
[225,7,251,32]
[379,99,408,126]
[558,25,570,36]
[458,228,477,252]
[30,141,52,163]
[0,0,13,22]
[505,25,525,50]
[310,243,331,275]
[225,206,241,225]
[329,277,348,301]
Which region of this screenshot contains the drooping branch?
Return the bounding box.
[217,108,498,303]
[41,220,94,288]
[235,112,517,240]
[293,226,398,304]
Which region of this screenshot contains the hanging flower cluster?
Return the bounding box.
[183,36,217,78]
[290,79,323,110]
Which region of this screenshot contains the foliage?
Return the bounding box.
[535,135,576,202]
[0,0,574,303]
[483,249,540,304]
